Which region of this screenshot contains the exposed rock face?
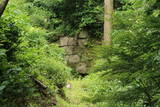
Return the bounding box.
[59,31,89,74]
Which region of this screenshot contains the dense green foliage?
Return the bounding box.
[107,0,160,106]
[25,0,104,40]
[0,0,160,107]
[0,0,71,106]
[58,0,160,107]
[89,0,160,106]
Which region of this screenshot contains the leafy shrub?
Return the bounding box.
[57,72,142,107]
[90,0,160,106]
[0,0,72,106]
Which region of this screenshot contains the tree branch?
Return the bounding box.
[0,0,9,17]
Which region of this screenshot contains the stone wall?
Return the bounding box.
[59,31,89,74]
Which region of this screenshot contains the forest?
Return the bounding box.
[0,0,160,107]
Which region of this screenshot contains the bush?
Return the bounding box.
[89,0,160,106]
[0,0,72,106]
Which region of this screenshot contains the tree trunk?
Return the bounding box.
[103,0,113,45]
[0,0,9,17]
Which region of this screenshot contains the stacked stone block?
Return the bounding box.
[59,31,89,74]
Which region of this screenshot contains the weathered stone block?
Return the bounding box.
[60,37,76,46]
[63,46,74,55]
[78,39,87,47]
[60,37,68,46]
[67,37,76,46]
[68,55,80,64]
[76,63,87,74]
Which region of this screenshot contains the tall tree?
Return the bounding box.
[0,0,9,17]
[103,0,113,45]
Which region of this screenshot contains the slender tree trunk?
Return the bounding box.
[103,0,113,45]
[0,0,9,17]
